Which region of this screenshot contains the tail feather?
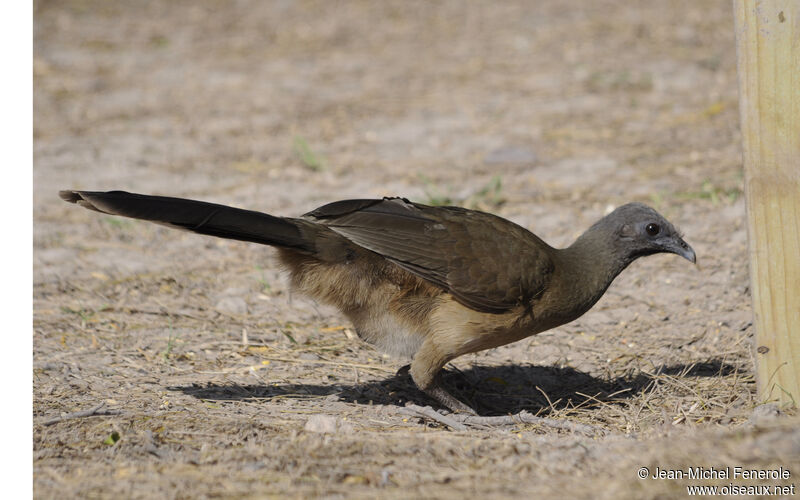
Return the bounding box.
[59,190,314,252]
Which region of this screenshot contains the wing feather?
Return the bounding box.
[306,197,554,313]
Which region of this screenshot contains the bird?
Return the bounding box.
[59,190,695,415]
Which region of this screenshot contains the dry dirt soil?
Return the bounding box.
[34,1,799,498]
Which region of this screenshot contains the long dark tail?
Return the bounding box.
[59,190,315,252]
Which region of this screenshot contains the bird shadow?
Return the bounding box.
[171,359,736,417]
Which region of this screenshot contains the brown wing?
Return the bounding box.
[305,198,555,313]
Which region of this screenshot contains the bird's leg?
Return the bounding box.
[410,340,476,415]
[398,363,474,413]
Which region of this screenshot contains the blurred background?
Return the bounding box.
[34,0,741,217]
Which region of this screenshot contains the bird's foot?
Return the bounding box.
[422,377,477,415]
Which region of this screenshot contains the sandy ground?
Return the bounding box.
[34,1,798,498]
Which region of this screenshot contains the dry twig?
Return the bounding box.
[399,404,468,431]
[41,402,122,426]
[400,404,606,435]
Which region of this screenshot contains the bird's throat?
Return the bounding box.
[555,229,632,314]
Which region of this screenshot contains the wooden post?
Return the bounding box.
[734,0,800,407]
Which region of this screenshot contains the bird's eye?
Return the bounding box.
[645,223,660,236]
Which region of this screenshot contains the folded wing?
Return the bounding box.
[306,198,554,313]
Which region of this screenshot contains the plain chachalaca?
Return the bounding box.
[59,190,695,414]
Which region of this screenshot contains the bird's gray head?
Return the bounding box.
[594,202,696,265]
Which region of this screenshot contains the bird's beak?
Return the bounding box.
[664,237,696,264]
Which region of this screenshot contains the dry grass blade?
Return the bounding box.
[258,356,396,373]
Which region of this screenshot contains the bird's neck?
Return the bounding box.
[555,227,632,312]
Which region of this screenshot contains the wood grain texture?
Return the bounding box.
[734,0,800,406]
